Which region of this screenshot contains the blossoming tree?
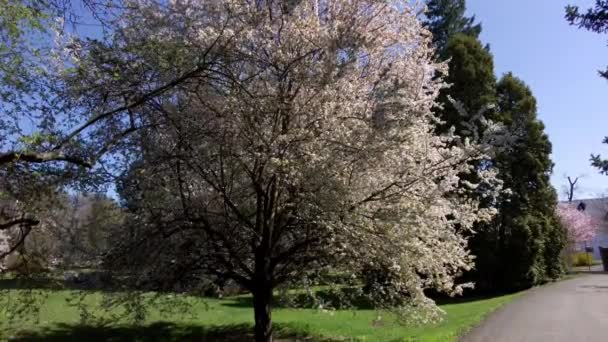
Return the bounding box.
[557,204,598,244]
[53,1,508,341]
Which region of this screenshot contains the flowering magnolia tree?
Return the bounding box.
[45,0,509,341]
[557,205,598,243]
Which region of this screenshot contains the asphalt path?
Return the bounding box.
[463,269,608,342]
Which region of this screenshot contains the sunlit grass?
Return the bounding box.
[0,284,519,341]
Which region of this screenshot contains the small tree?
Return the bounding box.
[557,204,598,245]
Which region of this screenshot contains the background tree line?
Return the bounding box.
[425,0,566,292]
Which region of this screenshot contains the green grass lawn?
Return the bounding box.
[0,283,520,341]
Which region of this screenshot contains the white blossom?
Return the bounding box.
[67,0,509,324]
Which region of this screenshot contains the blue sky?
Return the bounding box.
[42,1,608,201]
[466,0,608,200]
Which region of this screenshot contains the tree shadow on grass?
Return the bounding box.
[7,322,320,341]
[221,295,254,308]
[0,275,124,293]
[7,322,251,342]
[0,277,65,291]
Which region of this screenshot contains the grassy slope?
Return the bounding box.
[0,288,519,341]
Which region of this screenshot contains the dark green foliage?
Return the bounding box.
[469,74,566,292]
[424,0,482,54]
[426,0,565,292]
[566,1,608,79]
[591,140,608,174]
[437,34,496,134]
[566,1,608,33]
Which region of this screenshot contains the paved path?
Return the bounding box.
[463,270,608,342]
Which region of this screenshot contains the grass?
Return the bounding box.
[0,281,521,341]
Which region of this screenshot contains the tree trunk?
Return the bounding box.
[253,284,273,342]
[253,184,275,342]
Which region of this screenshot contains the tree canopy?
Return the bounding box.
[557,204,598,244]
[489,73,564,290]
[51,1,508,340]
[424,0,482,54]
[436,33,496,134]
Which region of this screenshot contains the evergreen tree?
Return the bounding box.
[424,0,482,53]
[471,74,566,291]
[425,0,565,292]
[423,1,494,135]
[437,33,496,134]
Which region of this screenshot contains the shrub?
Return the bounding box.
[315,271,358,286]
[275,286,370,310]
[572,252,594,267]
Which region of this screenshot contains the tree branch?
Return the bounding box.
[0,217,40,230]
[53,16,234,150]
[55,64,210,150]
[0,151,91,167]
[0,225,34,261]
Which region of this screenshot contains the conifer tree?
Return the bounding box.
[471,74,566,291]
[437,33,497,134]
[426,0,566,291]
[424,0,482,54]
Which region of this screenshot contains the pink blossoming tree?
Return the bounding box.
[557,204,598,243]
